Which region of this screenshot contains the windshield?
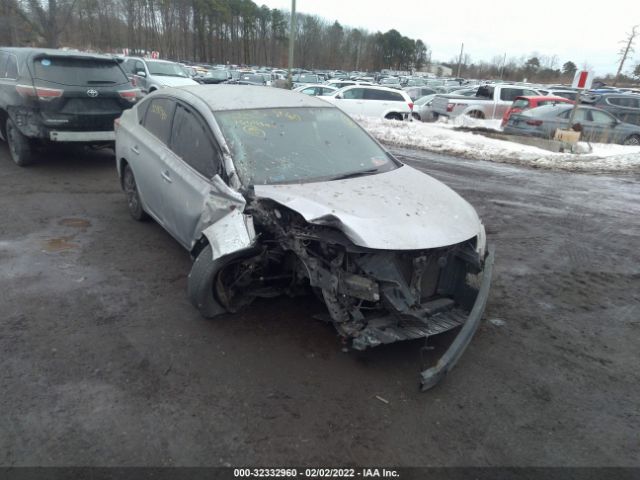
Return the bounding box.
[206,70,229,80]
[32,57,128,86]
[146,61,188,77]
[215,107,397,185]
[240,74,264,83]
[294,74,320,83]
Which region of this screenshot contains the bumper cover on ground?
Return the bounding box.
[420,245,495,391]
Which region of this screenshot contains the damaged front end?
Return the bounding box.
[209,198,494,391]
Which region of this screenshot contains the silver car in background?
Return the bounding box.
[114,85,494,390]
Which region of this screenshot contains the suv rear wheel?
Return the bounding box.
[6,118,35,167]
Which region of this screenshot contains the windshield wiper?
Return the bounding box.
[327,167,381,181]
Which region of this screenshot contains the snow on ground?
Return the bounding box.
[357,116,640,174]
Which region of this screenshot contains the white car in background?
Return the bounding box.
[293,84,339,96]
[321,85,414,120]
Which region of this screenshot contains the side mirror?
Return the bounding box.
[136,71,147,78]
[335,93,343,99]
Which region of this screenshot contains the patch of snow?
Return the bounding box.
[357,117,640,173]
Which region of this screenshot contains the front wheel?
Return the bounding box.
[622,134,640,146]
[6,118,35,166]
[188,245,262,318]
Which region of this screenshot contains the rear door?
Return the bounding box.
[582,109,617,143]
[164,102,223,248]
[133,96,176,222]
[29,54,134,132]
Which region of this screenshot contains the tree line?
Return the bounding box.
[0,0,431,71]
[2,1,638,83]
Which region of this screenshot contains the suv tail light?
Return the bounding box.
[114,117,121,131]
[446,103,455,112]
[130,77,137,87]
[526,119,543,126]
[16,84,63,101]
[408,102,414,111]
[118,89,140,103]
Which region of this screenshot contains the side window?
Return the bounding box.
[135,60,145,74]
[301,87,315,95]
[0,53,7,78]
[5,56,18,79]
[142,98,176,144]
[136,98,151,124]
[343,88,364,100]
[573,108,589,123]
[523,89,539,97]
[170,104,219,178]
[501,88,523,101]
[363,89,385,100]
[590,110,615,124]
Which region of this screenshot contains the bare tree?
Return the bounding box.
[614,25,638,86]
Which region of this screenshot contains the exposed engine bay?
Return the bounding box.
[197,198,494,390]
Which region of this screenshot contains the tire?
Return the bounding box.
[467,110,485,119]
[122,164,149,221]
[411,112,421,121]
[6,118,35,166]
[385,113,403,121]
[187,245,261,319]
[622,134,640,146]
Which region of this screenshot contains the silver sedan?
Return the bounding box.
[114,85,493,390]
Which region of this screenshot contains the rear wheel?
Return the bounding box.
[385,113,403,121]
[623,134,640,146]
[6,118,35,167]
[122,164,149,221]
[412,112,421,121]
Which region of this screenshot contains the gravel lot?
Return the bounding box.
[1,142,638,467]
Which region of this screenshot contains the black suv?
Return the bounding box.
[581,93,640,127]
[0,48,139,166]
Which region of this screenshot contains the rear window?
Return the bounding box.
[512,99,530,109]
[32,57,128,86]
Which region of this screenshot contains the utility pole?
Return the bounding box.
[456,42,464,78]
[499,52,507,79]
[614,25,638,86]
[287,0,297,87]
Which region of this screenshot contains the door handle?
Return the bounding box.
[161,170,172,183]
[131,146,140,155]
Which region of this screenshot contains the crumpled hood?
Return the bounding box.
[155,76,199,87]
[253,165,481,250]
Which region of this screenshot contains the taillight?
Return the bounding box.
[16,84,63,101]
[114,117,121,131]
[130,77,137,87]
[118,89,140,103]
[526,120,543,126]
[446,103,455,112]
[408,102,414,111]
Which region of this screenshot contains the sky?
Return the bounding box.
[256,0,640,75]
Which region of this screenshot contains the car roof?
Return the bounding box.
[175,85,332,111]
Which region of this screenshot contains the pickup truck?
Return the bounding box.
[431,83,540,120]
